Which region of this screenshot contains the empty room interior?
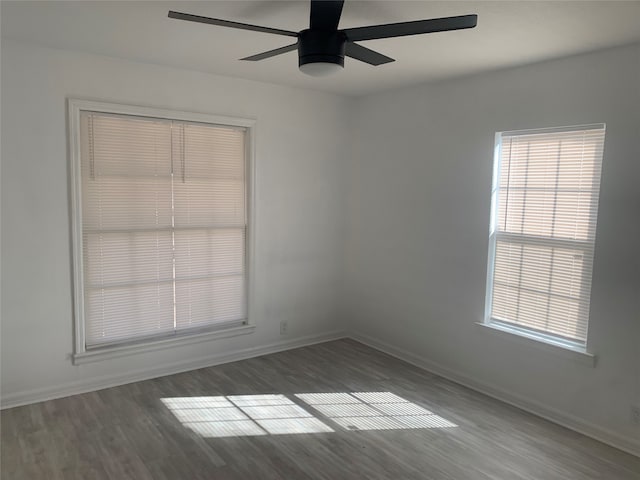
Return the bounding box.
[1,1,639,478]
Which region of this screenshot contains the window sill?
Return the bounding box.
[73,324,256,365]
[475,322,596,367]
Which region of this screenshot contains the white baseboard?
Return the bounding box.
[0,330,347,410]
[349,331,640,458]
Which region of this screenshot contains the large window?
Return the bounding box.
[69,100,254,361]
[485,124,605,349]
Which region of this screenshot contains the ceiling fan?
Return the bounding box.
[168,1,478,77]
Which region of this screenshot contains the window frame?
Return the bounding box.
[483,124,605,355]
[68,99,256,364]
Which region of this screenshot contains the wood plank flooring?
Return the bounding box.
[2,339,639,479]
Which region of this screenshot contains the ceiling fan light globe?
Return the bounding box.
[299,61,343,77]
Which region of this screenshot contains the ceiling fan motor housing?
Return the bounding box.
[298,29,346,68]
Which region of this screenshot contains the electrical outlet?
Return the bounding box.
[631,405,640,426]
[280,320,288,335]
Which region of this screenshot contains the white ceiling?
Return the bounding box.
[2,1,640,96]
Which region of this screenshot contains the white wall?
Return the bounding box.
[345,44,640,454]
[0,40,352,406]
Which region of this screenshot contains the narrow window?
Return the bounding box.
[485,125,605,348]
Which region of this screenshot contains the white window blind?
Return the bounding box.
[80,111,247,348]
[485,125,605,346]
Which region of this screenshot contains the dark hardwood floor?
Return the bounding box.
[1,339,638,479]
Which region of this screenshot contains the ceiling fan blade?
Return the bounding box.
[310,0,344,31]
[241,43,299,61]
[345,42,394,66]
[342,14,477,42]
[168,11,298,37]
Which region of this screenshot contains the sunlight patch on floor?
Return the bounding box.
[296,392,457,431]
[162,391,456,438]
[161,394,332,438]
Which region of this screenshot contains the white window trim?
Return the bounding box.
[68,99,257,365]
[483,124,604,361]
